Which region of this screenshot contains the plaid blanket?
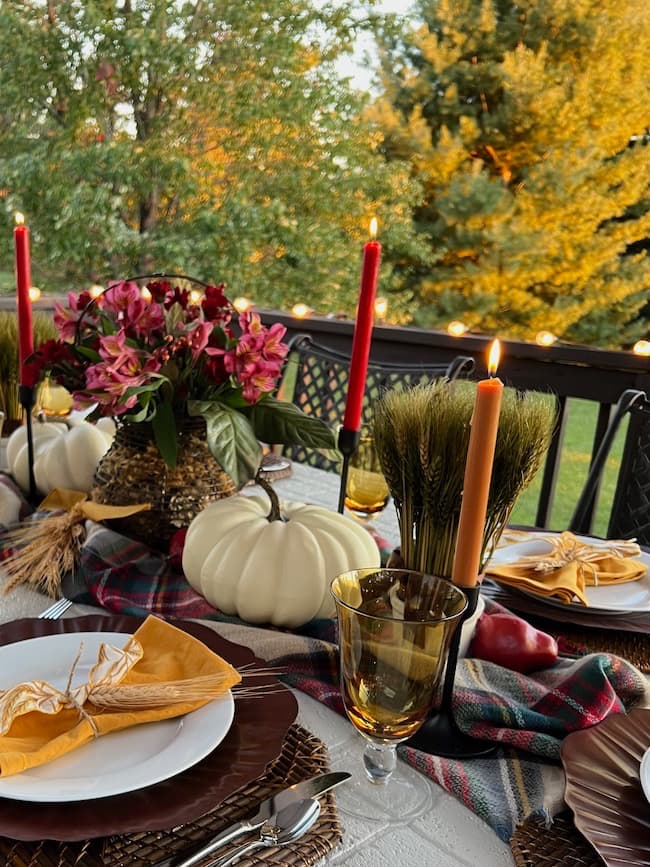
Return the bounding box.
[1,511,648,841]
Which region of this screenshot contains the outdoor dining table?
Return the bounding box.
[0,461,515,866]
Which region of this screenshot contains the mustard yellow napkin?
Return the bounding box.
[0,616,241,777]
[485,532,646,606]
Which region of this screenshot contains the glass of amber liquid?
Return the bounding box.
[330,568,467,820]
[344,434,390,521]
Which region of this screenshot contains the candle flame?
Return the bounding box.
[14,212,25,226]
[487,339,501,376]
[369,217,378,239]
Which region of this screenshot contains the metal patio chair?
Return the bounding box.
[569,388,650,545]
[279,333,475,472]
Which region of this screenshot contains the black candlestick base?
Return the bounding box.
[406,584,497,759]
[18,383,37,505]
[337,427,361,514]
[407,708,496,759]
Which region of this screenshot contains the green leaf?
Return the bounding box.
[244,397,336,449]
[152,401,178,468]
[75,345,101,363]
[188,399,262,488]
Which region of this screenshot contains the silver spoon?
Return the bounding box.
[207,797,321,867]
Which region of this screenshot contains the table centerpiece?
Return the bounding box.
[22,275,335,549]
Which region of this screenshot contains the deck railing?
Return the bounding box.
[2,296,648,531]
[260,310,650,532]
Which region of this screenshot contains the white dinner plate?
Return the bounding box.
[0,631,234,802]
[488,533,650,615]
[641,748,650,805]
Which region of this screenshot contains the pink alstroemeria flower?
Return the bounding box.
[185,320,214,362]
[53,291,95,341]
[212,313,288,403]
[102,281,142,326]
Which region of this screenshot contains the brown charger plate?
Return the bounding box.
[561,707,650,867]
[0,615,298,842]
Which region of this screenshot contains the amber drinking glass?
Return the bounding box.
[343,435,390,521]
[330,568,467,820]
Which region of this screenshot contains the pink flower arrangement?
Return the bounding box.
[27,277,334,484]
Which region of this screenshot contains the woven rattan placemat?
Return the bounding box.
[510,811,603,867]
[0,724,343,867]
[552,625,650,672]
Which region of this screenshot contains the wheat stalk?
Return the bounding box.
[374,381,555,578]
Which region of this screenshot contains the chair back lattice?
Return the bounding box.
[607,394,650,545]
[280,334,475,472]
[569,389,650,546]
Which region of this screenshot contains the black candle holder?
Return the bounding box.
[18,383,37,505]
[337,426,361,514]
[407,585,496,759]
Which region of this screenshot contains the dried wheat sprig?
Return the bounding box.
[88,673,239,710]
[2,509,86,597]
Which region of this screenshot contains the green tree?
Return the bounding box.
[370,0,650,345]
[0,0,420,317]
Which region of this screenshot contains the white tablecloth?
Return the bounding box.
[0,461,513,866]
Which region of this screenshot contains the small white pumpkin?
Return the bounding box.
[183,490,380,628]
[0,480,22,527]
[6,422,68,493]
[34,419,115,494]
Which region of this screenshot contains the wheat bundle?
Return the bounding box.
[374,380,556,578]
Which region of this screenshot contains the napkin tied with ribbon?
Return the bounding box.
[0,615,240,777]
[485,532,646,605]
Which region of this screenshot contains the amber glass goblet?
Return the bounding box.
[343,435,390,521]
[330,568,467,821]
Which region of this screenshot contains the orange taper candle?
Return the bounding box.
[451,339,504,588]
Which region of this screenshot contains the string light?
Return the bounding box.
[28,286,41,302]
[233,297,253,313]
[447,321,468,337]
[89,284,104,299]
[141,287,152,301]
[189,289,202,304]
[374,297,388,320]
[633,339,650,356]
[291,303,312,319]
[535,330,558,347]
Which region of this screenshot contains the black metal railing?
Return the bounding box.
[260,310,650,532]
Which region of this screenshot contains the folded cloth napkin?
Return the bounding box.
[0,615,240,777]
[485,532,646,605]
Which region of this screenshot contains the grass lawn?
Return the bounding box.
[509,398,626,536]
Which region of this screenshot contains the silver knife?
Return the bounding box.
[171,771,351,867]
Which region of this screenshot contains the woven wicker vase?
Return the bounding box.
[92,417,237,550]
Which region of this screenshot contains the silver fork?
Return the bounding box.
[38,598,73,619]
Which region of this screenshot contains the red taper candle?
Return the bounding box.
[452,339,504,588]
[14,213,34,384]
[343,218,382,431]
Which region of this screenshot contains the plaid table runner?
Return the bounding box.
[1,509,648,842]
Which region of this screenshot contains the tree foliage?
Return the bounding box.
[370,0,650,345]
[0,0,420,317]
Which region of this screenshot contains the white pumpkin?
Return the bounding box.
[6,422,68,493]
[183,494,380,628]
[34,419,115,494]
[0,481,22,526]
